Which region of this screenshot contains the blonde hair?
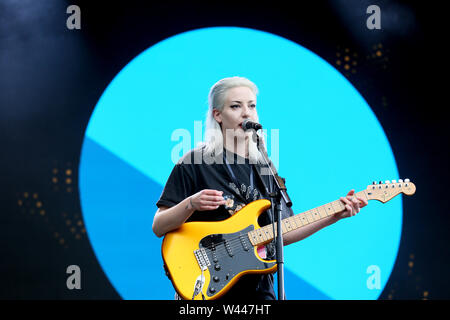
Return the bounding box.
[202,76,265,164]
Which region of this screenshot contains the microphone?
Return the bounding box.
[242,119,263,131]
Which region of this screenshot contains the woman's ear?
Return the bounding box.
[212,109,222,124]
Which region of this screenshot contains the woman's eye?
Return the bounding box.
[250,104,256,108]
[230,105,240,109]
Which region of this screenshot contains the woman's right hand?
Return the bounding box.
[189,189,226,211]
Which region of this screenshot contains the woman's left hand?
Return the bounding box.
[336,189,368,220]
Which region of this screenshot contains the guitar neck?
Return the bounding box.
[247,190,368,247]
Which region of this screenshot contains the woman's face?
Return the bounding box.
[213,86,258,139]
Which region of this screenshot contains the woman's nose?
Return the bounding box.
[241,104,251,117]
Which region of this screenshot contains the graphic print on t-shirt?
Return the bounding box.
[224,181,262,216]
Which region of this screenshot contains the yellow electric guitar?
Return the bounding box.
[161,179,416,300]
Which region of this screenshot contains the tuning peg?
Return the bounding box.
[379,181,383,184]
[385,180,390,184]
[372,181,378,185]
[405,178,410,183]
[398,179,403,183]
[392,180,397,183]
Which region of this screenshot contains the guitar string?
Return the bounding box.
[199,218,298,257]
[199,225,281,260]
[199,204,345,260]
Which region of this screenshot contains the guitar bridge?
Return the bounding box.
[194,248,211,271]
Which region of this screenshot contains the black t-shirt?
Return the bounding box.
[156,147,294,300]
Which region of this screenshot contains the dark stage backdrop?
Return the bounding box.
[0,0,448,300]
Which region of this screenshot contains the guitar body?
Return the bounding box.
[161,199,277,300]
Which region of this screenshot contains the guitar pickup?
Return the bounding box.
[194,248,211,271]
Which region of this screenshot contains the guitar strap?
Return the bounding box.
[223,151,254,202]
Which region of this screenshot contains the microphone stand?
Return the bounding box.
[252,130,292,300]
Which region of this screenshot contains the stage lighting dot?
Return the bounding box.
[39,210,45,216]
[52,177,58,183]
[408,261,414,268]
[336,52,341,57]
[344,56,350,61]
[33,193,38,199]
[18,200,23,206]
[376,50,382,57]
[66,178,72,184]
[77,220,83,226]
[423,291,429,297]
[336,60,341,66]
[52,168,58,174]
[24,192,29,198]
[352,61,357,66]
[36,201,42,208]
[66,219,72,226]
[66,169,72,176]
[378,43,383,48]
[75,234,81,240]
[59,238,65,245]
[344,64,350,70]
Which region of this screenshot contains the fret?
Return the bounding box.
[262,226,272,240]
[295,215,304,227]
[311,209,320,221]
[317,206,327,217]
[356,190,368,202]
[258,227,267,242]
[305,212,314,223]
[249,231,258,245]
[290,216,300,229]
[254,229,263,243]
[292,215,303,229]
[284,219,293,232]
[272,223,278,238]
[333,200,345,212]
[324,203,334,216]
[300,214,308,226]
[286,217,295,229]
[289,217,297,229]
[329,201,338,214]
[316,207,326,219]
[280,220,288,234]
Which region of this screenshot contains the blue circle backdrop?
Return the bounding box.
[79,27,401,300]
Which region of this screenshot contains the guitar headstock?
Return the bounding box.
[365,179,416,203]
